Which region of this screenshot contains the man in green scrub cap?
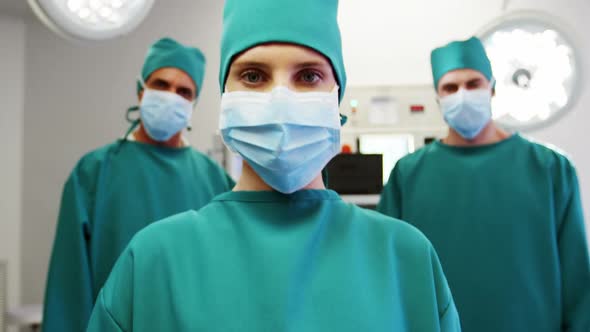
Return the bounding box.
[86,0,462,331]
[42,37,234,332]
[378,36,590,332]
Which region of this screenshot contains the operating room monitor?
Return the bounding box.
[358,134,414,184]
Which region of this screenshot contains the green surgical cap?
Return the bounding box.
[139,37,206,96]
[219,0,347,101]
[430,36,493,90]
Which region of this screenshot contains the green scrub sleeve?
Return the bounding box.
[87,247,134,332]
[558,165,590,331]
[42,169,95,332]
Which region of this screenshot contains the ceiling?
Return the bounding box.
[0,0,33,18]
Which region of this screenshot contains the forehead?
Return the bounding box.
[438,68,488,87]
[231,43,332,69]
[147,67,196,90]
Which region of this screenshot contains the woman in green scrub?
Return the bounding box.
[86,1,461,331]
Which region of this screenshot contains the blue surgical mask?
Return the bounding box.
[439,84,493,140]
[139,82,194,142]
[220,86,341,194]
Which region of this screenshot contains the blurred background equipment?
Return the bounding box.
[479,10,582,131]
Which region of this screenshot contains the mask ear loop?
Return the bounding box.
[127,75,147,126]
[489,77,497,96]
[117,76,146,152]
[126,106,140,124]
[186,90,199,133]
[332,85,347,126]
[187,86,199,132]
[137,76,147,90]
[340,114,348,126]
[116,109,140,153]
[324,82,340,189]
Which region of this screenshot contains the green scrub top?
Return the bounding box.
[42,140,235,332]
[87,190,461,332]
[377,134,590,332]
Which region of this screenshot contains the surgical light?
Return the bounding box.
[479,11,581,131]
[28,0,155,41]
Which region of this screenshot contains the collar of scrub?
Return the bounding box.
[126,131,190,147]
[213,189,342,203]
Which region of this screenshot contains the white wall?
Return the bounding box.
[0,15,24,315]
[21,0,226,305]
[340,0,505,86]
[340,0,590,226]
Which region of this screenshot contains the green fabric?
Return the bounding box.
[87,190,461,331]
[219,0,347,101]
[42,140,234,332]
[431,37,493,90]
[377,134,590,332]
[139,37,206,96]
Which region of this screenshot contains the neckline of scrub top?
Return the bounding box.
[116,138,193,153]
[434,133,521,153]
[126,132,190,147]
[213,189,342,203]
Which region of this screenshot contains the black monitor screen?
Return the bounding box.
[326,154,383,195]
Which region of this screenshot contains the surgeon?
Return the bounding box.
[42,37,235,332]
[85,1,461,331]
[378,36,590,332]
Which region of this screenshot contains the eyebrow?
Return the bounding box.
[230,61,272,71]
[148,78,195,96]
[441,78,483,89]
[231,60,331,71]
[148,78,169,85]
[293,61,331,70]
[178,86,195,94]
[441,83,458,89]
